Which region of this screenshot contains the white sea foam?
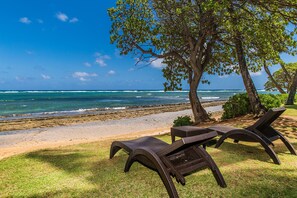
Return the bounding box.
[113,107,126,110]
[0,91,19,94]
[201,97,220,100]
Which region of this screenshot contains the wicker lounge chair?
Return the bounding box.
[110,131,226,198]
[208,107,296,165]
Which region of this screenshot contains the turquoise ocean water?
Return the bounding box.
[0,90,272,119]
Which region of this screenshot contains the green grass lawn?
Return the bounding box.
[1,134,297,197]
[1,106,296,197]
[284,104,297,117]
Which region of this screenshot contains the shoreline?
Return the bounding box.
[0,101,226,132]
[0,104,224,159]
[0,100,225,120]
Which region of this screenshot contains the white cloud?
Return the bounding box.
[95,53,111,67]
[84,62,92,67]
[19,17,31,24]
[41,74,51,80]
[55,12,79,23]
[72,72,98,81]
[69,17,79,23]
[150,58,165,69]
[250,71,262,77]
[56,12,69,22]
[95,58,107,67]
[95,53,110,59]
[107,70,115,75]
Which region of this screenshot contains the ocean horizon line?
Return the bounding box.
[0,89,267,92]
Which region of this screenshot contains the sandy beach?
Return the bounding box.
[0,102,224,159]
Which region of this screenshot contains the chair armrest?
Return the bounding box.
[157,131,218,156]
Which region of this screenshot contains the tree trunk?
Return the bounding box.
[263,61,286,94]
[228,4,266,115]
[286,70,297,105]
[188,73,209,124]
[234,35,266,115]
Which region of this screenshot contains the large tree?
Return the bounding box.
[221,0,297,115]
[264,63,297,93]
[224,2,266,115]
[109,0,297,122]
[263,61,286,94]
[108,0,230,123]
[286,70,297,105]
[264,62,297,105]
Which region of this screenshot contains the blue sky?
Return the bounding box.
[0,0,296,90]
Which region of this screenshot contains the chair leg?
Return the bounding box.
[124,153,137,172]
[126,149,179,198]
[262,144,281,165]
[110,147,120,159]
[215,130,281,165]
[110,141,125,159]
[279,134,297,155]
[215,134,228,148]
[193,146,227,188]
[171,135,176,143]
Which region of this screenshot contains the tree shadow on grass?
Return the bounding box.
[26,189,100,198]
[26,148,92,174]
[25,165,297,198]
[25,148,168,197]
[212,140,296,165]
[273,117,297,139]
[23,140,297,197]
[285,104,297,110]
[181,166,297,197]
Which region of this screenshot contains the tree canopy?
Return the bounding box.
[108,0,297,121]
[109,0,235,122]
[265,62,297,92]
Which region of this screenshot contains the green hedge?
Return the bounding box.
[259,94,282,109]
[173,115,193,127]
[222,93,282,120]
[276,94,297,104]
[222,93,250,119]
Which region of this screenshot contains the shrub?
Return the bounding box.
[276,94,297,104]
[222,93,250,120]
[277,94,289,104]
[173,115,193,127]
[222,93,282,120]
[259,94,281,109]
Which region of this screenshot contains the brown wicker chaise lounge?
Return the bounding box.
[208,107,296,165]
[110,132,227,198]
